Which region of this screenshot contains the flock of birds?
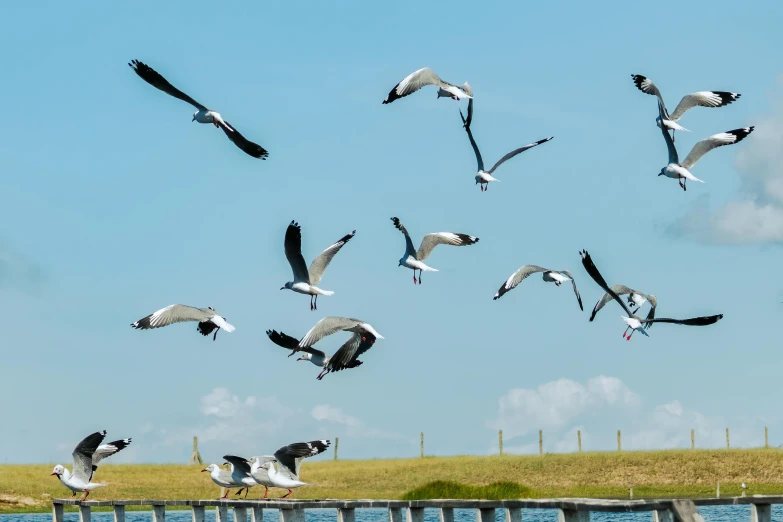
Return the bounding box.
[49,62,753,500]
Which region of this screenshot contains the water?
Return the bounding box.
[4,505,783,522]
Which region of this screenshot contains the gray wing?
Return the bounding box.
[487,137,554,174]
[328,332,377,372]
[383,67,443,104]
[560,270,583,311]
[266,329,326,358]
[308,230,356,286]
[579,250,635,317]
[128,60,208,111]
[391,217,416,257]
[71,431,106,483]
[492,265,548,300]
[681,127,754,170]
[417,232,479,261]
[274,440,331,479]
[299,316,363,348]
[92,438,132,466]
[658,101,679,164]
[284,221,311,284]
[223,455,252,475]
[131,304,213,329]
[250,456,276,485]
[590,284,635,321]
[669,91,741,121]
[632,74,669,117]
[460,101,484,171]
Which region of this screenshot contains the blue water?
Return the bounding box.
[4,505,783,522]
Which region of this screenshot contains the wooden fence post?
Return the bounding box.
[539,430,543,456]
[420,432,424,458]
[499,430,503,456]
[617,430,622,452]
[188,436,203,465]
[577,430,582,453]
[726,428,730,450]
[691,429,695,450]
[765,426,769,449]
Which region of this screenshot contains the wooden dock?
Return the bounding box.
[51,496,783,522]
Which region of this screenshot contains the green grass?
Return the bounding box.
[4,449,783,513]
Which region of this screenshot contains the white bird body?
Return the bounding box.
[193,109,226,127]
[662,164,704,184]
[51,466,106,494]
[629,293,647,308]
[656,117,689,133]
[400,255,438,273]
[259,463,307,489]
[543,271,570,285]
[203,464,240,489]
[476,171,500,185]
[437,84,472,100]
[287,282,334,297]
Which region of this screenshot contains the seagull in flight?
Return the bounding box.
[251,440,330,498]
[657,101,753,191]
[128,59,268,159]
[267,329,375,380]
[590,285,657,326]
[460,99,553,191]
[632,74,741,141]
[131,304,235,340]
[281,221,355,310]
[579,250,723,340]
[51,431,132,500]
[493,264,582,310]
[391,217,479,284]
[383,67,472,104]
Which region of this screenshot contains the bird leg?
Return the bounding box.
[314,295,318,310]
[622,326,630,339]
[418,269,422,284]
[281,489,293,499]
[82,491,90,501]
[235,489,243,496]
[244,488,249,499]
[213,327,219,341]
[671,129,676,143]
[220,489,230,500]
[264,486,269,499]
[72,492,77,498]
[310,295,315,311]
[413,272,417,284]
[316,367,328,380]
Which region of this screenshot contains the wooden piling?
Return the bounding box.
[691,429,695,450]
[539,430,543,456]
[765,426,769,449]
[337,508,355,522]
[439,507,454,522]
[617,430,621,452]
[577,430,582,453]
[726,428,730,450]
[191,506,205,522]
[188,436,203,465]
[751,503,771,522]
[420,432,424,458]
[499,430,503,456]
[476,508,495,522]
[334,437,339,460]
[113,505,125,522]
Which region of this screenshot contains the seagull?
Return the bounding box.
[51,431,132,500]
[128,59,268,159]
[631,74,741,141]
[460,99,553,191]
[656,101,753,191]
[383,67,472,104]
[493,265,582,310]
[391,217,479,284]
[287,317,383,369]
[281,221,355,310]
[252,440,330,498]
[590,285,657,326]
[202,463,244,499]
[267,329,376,380]
[130,305,235,340]
[249,456,276,499]
[223,455,257,499]
[579,250,723,340]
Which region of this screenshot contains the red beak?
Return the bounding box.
[201,469,208,472]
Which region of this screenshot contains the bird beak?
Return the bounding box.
[201,469,208,472]
[657,173,663,176]
[297,356,305,361]
[50,472,57,476]
[192,116,196,122]
[280,286,285,290]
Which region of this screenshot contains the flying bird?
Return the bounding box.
[391,217,479,284]
[656,101,753,191]
[281,221,355,310]
[286,317,383,367]
[51,431,132,500]
[460,99,553,191]
[579,250,723,340]
[590,285,657,326]
[631,74,741,141]
[128,59,268,159]
[493,265,582,310]
[252,440,330,498]
[267,329,375,380]
[131,304,235,340]
[383,67,472,104]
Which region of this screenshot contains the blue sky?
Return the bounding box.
[2,1,782,465]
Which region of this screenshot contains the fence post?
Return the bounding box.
[617,430,621,452]
[334,437,339,460]
[765,426,769,449]
[189,436,203,465]
[691,429,695,450]
[539,430,543,456]
[499,430,503,456]
[420,432,424,458]
[577,430,582,453]
[716,481,720,498]
[726,428,730,450]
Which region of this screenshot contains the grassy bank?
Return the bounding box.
[3,449,783,513]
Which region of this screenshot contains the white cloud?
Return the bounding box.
[311,404,404,440]
[672,76,783,244]
[488,375,640,438]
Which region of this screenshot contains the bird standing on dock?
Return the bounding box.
[223,456,257,499]
[51,430,132,500]
[202,463,244,499]
[252,440,330,498]
[280,221,356,310]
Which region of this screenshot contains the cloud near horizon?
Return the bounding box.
[670,76,783,244]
